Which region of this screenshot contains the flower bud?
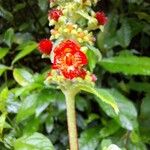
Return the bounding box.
[38,39,53,55]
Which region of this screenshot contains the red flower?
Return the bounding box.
[38,39,53,55]
[52,40,87,79]
[95,11,108,25]
[48,9,62,21]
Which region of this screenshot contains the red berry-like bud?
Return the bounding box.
[38,39,53,55]
[95,11,108,25]
[48,9,62,21]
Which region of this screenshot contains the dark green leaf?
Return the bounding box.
[99,120,120,138]
[14,33,33,44]
[79,127,100,150]
[140,95,150,119]
[12,41,37,64]
[45,115,54,134]
[97,12,119,50]
[116,20,132,48]
[128,81,150,93]
[38,0,48,11]
[35,89,56,117]
[0,47,10,59]
[0,64,10,76]
[0,6,13,21]
[16,94,38,122]
[13,3,26,12]
[99,89,138,130]
[23,117,40,135]
[135,12,150,23]
[3,28,14,48]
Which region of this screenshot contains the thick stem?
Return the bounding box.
[64,91,79,150]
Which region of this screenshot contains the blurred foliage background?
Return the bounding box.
[0,0,150,150]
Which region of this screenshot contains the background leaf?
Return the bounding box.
[12,41,37,64]
[16,93,38,122]
[0,47,10,59]
[13,68,34,86]
[0,64,10,76]
[99,55,150,75]
[3,28,14,48]
[77,83,119,114]
[99,89,138,130]
[79,127,100,150]
[0,5,13,21]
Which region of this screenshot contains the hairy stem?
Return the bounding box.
[64,91,79,150]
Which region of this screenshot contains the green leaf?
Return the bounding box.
[140,95,150,143]
[14,132,54,150]
[3,28,14,48]
[14,33,33,45]
[98,139,112,150]
[116,20,132,48]
[35,89,56,117]
[16,89,56,122]
[97,16,134,50]
[13,68,34,86]
[99,120,120,138]
[12,41,37,64]
[128,141,147,150]
[86,50,97,72]
[23,117,40,135]
[0,47,10,59]
[99,89,138,130]
[97,12,119,50]
[127,19,143,37]
[86,45,102,72]
[0,6,13,21]
[76,83,119,114]
[99,55,150,75]
[128,81,150,93]
[106,144,121,150]
[16,94,38,122]
[38,0,48,11]
[0,87,9,112]
[45,115,54,134]
[13,3,26,12]
[0,64,10,76]
[135,12,150,23]
[79,127,100,150]
[0,112,7,136]
[14,83,43,97]
[140,94,150,119]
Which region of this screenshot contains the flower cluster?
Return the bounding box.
[38,0,107,84]
[50,23,95,45]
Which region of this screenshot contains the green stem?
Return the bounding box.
[64,90,79,150]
